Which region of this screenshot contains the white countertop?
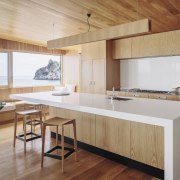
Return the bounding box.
[10,92,180,126]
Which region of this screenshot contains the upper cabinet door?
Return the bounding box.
[81,60,93,93]
[113,38,132,59]
[81,41,106,60]
[92,59,105,94]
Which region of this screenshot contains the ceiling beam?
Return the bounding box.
[47,19,150,49]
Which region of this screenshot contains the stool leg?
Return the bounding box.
[41,124,46,167]
[33,115,36,133]
[13,113,18,147]
[31,118,33,138]
[73,120,77,161]
[39,112,43,137]
[56,126,58,146]
[61,125,64,173]
[24,116,27,153]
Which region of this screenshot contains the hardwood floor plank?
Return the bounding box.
[0,123,159,180]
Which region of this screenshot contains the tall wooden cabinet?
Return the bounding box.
[81,59,105,94]
[81,40,120,94]
[81,41,106,94]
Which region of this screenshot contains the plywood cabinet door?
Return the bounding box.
[113,38,132,59]
[75,112,96,146]
[95,115,130,158]
[81,59,105,94]
[92,59,105,94]
[81,41,106,60]
[81,60,93,93]
[130,122,164,169]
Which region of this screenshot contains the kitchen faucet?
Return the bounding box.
[112,86,121,98]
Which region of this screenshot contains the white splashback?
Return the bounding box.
[120,56,180,91]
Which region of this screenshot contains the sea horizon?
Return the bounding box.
[0,76,60,87]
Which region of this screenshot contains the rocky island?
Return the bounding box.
[34,59,60,80]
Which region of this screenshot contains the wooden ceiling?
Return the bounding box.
[0,0,179,47]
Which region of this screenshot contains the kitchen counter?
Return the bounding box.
[10,91,180,180]
[10,91,180,125]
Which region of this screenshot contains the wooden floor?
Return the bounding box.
[0,123,159,180]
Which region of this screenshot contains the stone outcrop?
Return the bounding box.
[34,59,60,80]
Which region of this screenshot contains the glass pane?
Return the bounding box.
[13,52,61,87]
[0,53,8,86]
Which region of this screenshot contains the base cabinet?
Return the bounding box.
[130,122,164,169]
[50,107,164,169]
[95,115,130,158]
[50,107,96,146]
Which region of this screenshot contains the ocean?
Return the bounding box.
[0,76,60,87]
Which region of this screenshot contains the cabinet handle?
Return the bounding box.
[90,81,92,85]
[94,81,95,85]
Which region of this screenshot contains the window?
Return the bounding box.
[13,52,61,87]
[0,53,8,87]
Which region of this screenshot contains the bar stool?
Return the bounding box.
[13,109,42,152]
[41,117,77,173]
[24,102,48,132]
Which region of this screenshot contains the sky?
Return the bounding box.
[13,52,60,76]
[0,53,8,75]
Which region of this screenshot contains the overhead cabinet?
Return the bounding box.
[113,38,132,59]
[113,30,180,59]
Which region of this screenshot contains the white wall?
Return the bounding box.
[120,56,180,91]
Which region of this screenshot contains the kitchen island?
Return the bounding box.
[10,91,180,180]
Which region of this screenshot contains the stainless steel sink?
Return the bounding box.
[107,96,132,101]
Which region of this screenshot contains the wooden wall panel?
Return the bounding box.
[0,86,54,101]
[62,50,80,90]
[106,40,120,90]
[0,38,65,55]
[32,86,54,92]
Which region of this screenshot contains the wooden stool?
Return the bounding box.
[24,102,48,132]
[13,109,42,152]
[41,117,77,173]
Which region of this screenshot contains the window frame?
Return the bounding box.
[12,51,62,88]
[0,51,12,89]
[0,51,63,88]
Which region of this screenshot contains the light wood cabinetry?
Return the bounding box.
[95,115,130,158]
[50,107,96,146]
[50,107,164,169]
[81,41,106,60]
[81,40,120,93]
[81,41,106,94]
[113,38,132,59]
[81,59,105,94]
[76,112,96,146]
[130,122,164,169]
[113,30,180,59]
